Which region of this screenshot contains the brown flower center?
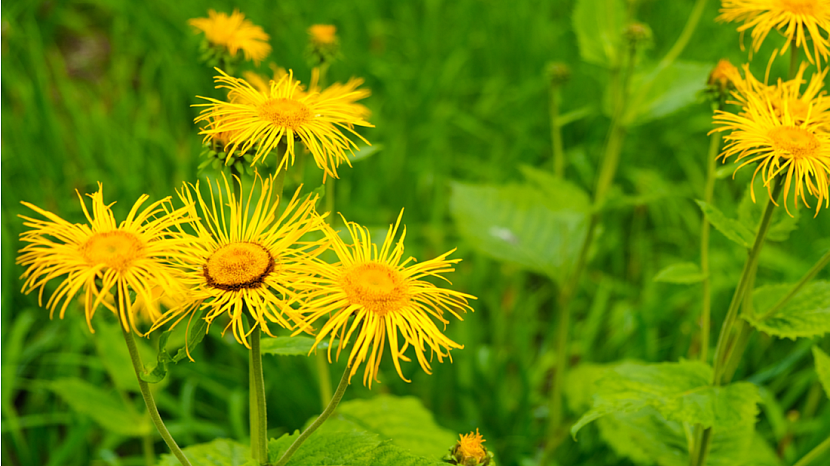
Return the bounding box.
[339,263,410,316]
[205,242,274,290]
[81,231,145,271]
[257,98,312,130]
[768,126,821,159]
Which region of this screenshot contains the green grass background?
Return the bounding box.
[3,0,830,465]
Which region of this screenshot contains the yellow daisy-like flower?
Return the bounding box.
[728,62,830,125]
[713,82,830,215]
[151,172,328,347]
[453,429,489,465]
[718,0,830,66]
[297,211,475,388]
[17,185,193,334]
[194,69,372,180]
[189,9,271,65]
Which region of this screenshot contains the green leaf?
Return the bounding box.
[142,309,208,383]
[653,262,707,284]
[571,360,760,439]
[350,143,383,163]
[745,281,830,339]
[812,346,830,399]
[624,61,712,126]
[449,172,590,284]
[50,378,150,437]
[696,200,754,248]
[737,182,800,242]
[572,0,626,67]
[157,438,254,466]
[327,395,457,458]
[94,319,155,391]
[260,336,333,356]
[268,427,446,466]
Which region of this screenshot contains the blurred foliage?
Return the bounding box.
[3,0,830,465]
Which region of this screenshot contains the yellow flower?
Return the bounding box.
[297,211,475,388]
[151,172,328,347]
[189,9,271,65]
[17,185,192,334]
[194,69,372,180]
[718,0,830,66]
[713,82,830,215]
[728,62,830,126]
[451,429,491,466]
[308,24,338,45]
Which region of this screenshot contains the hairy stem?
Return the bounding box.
[248,314,268,464]
[273,364,351,466]
[122,327,192,466]
[550,85,565,177]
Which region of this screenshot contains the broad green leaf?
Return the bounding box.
[518,165,592,211]
[571,363,770,466]
[653,262,707,284]
[624,61,712,126]
[596,408,762,466]
[449,177,590,285]
[737,182,800,242]
[269,425,446,466]
[571,360,760,439]
[812,346,830,399]
[572,0,626,67]
[327,395,457,458]
[157,438,254,466]
[50,378,150,437]
[696,200,754,248]
[260,336,333,356]
[745,281,830,339]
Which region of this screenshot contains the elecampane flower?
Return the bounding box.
[152,172,328,347]
[189,9,271,65]
[718,0,830,66]
[17,185,193,334]
[194,69,372,180]
[713,83,830,215]
[297,212,475,388]
[728,62,830,126]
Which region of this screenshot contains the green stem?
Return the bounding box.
[142,430,155,466]
[247,314,268,464]
[700,132,721,362]
[692,180,783,466]
[121,327,192,466]
[550,85,565,177]
[793,436,830,466]
[658,0,709,71]
[315,352,333,411]
[711,180,782,385]
[273,364,351,466]
[789,38,800,80]
[757,249,830,321]
[543,38,636,465]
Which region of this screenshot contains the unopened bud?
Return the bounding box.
[708,58,739,92]
[546,62,571,86]
[624,22,652,48]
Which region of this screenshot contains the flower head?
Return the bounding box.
[444,429,494,466]
[195,69,372,181]
[297,211,475,388]
[727,62,830,126]
[17,185,192,334]
[151,172,328,347]
[189,9,271,65]
[712,81,830,215]
[718,0,830,66]
[709,59,740,91]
